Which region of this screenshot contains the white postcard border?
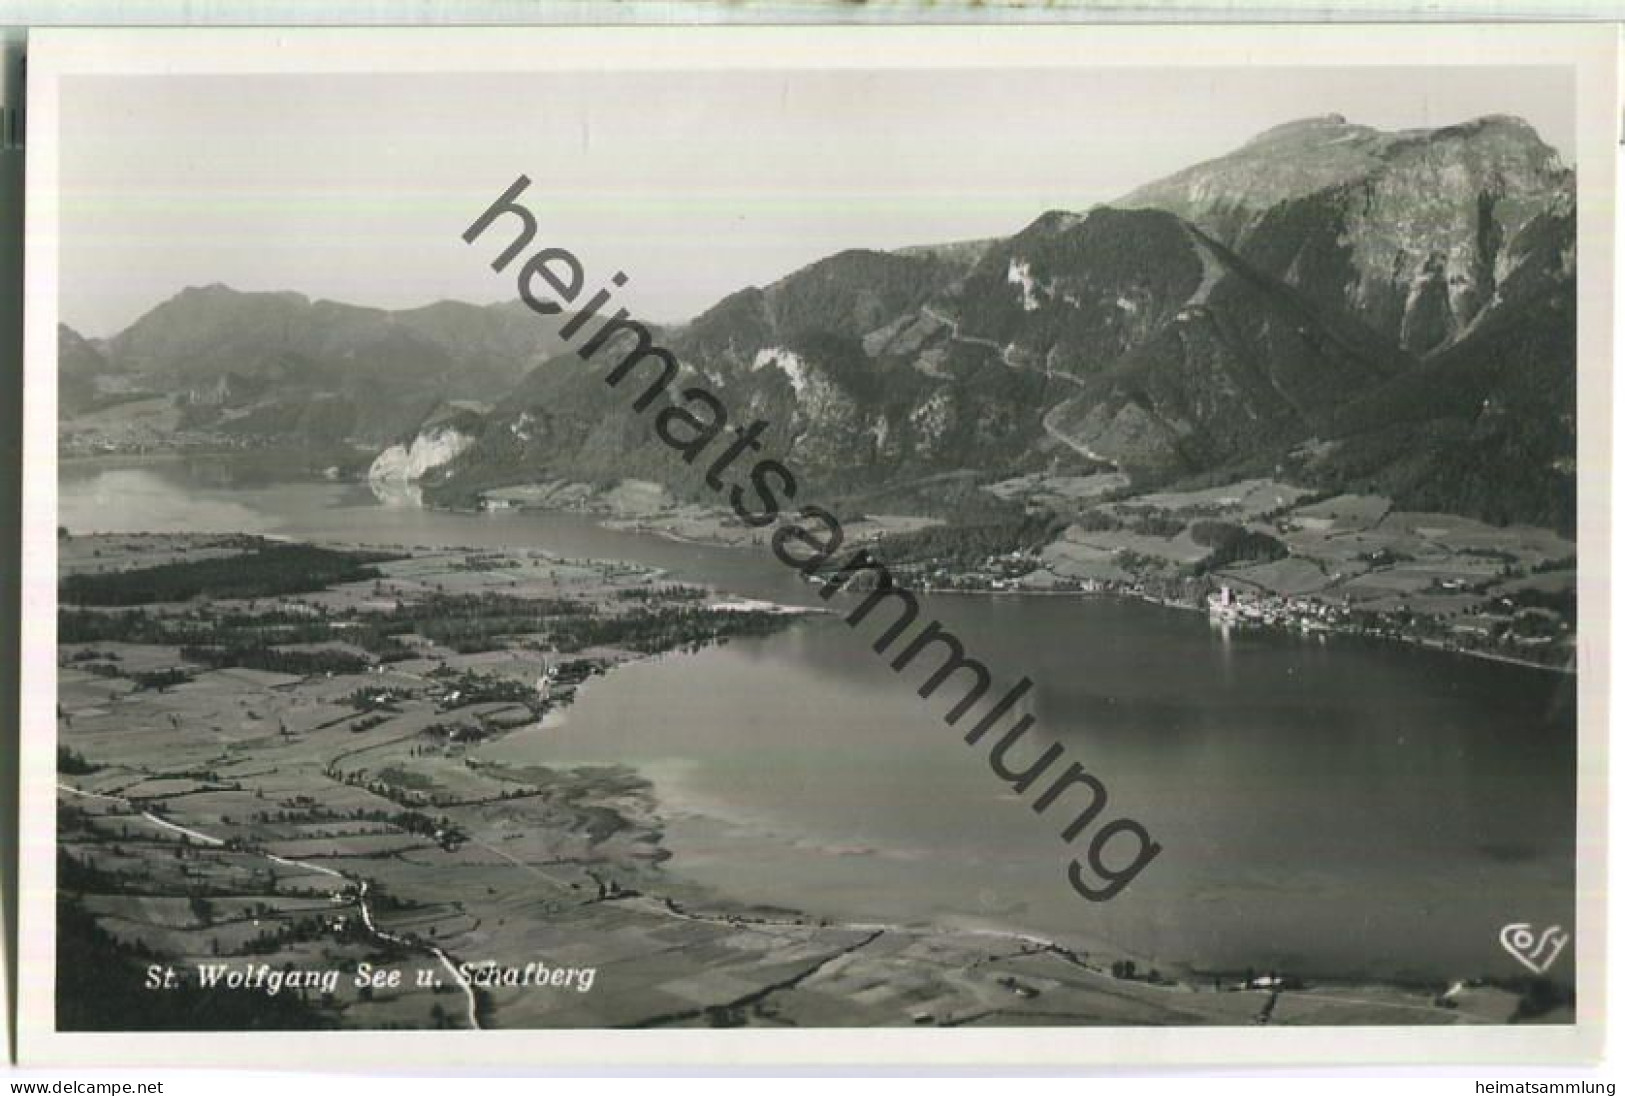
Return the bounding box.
[17,22,1617,1069]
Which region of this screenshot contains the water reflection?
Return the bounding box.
[365,475,424,508]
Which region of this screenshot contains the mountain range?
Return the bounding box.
[61,112,1578,533]
[60,289,579,442]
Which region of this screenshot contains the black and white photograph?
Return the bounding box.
[16,23,1616,1067]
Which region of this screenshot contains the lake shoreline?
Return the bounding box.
[59,455,1575,677]
[473,497,1577,678]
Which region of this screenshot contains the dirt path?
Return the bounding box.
[464,834,578,891]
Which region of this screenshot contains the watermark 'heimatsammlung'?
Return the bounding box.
[463,176,1162,901]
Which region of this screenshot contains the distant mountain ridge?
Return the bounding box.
[65,113,1577,532]
[62,286,581,444]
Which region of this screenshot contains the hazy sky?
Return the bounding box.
[60,67,1573,337]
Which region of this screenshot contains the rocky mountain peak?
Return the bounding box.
[1242,112,1363,148]
[1122,113,1571,354]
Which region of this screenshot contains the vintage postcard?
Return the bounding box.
[16,24,1616,1068]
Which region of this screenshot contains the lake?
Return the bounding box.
[58,456,1579,984]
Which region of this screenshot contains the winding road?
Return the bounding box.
[58,780,483,1030]
[919,304,1118,468]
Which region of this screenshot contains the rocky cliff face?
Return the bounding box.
[368,422,478,483]
[1123,114,1574,354]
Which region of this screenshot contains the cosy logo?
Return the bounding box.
[1499,923,1569,974]
[462,176,1163,901]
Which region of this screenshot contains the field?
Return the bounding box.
[56,534,1559,1029]
[1022,481,1576,666]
